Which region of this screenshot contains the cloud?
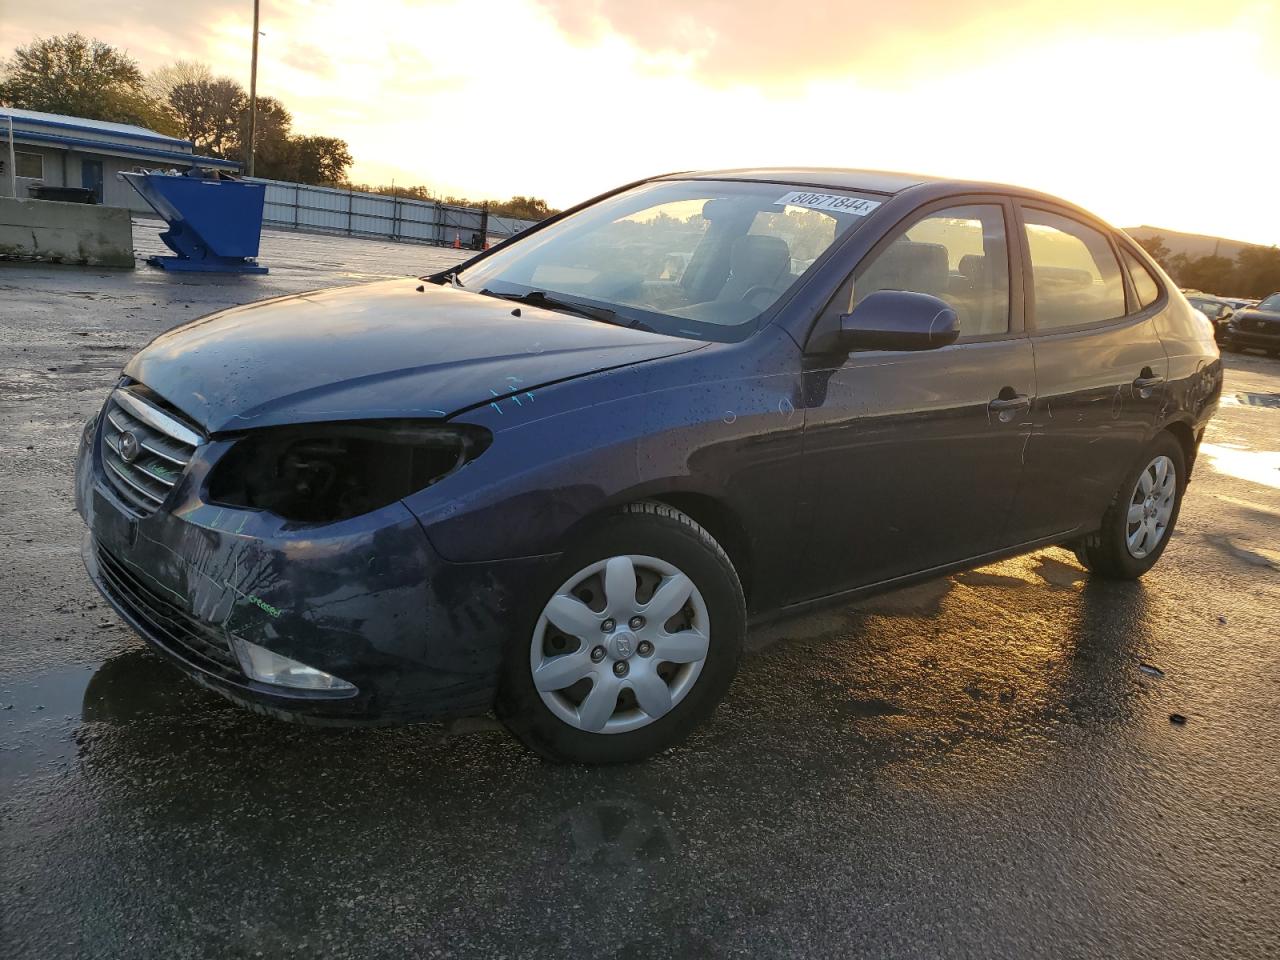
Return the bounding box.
[2,1,1278,243]
[535,0,1278,84]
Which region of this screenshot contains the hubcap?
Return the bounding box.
[529,555,710,735]
[1125,455,1177,559]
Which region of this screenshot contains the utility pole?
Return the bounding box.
[6,115,16,199]
[247,0,260,178]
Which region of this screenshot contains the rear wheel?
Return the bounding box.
[1075,432,1185,580]
[496,502,745,763]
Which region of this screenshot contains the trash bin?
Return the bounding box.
[29,184,97,203]
[121,170,268,274]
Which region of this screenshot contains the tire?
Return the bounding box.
[1075,432,1186,580]
[496,501,746,764]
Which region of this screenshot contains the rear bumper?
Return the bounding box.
[75,412,557,725]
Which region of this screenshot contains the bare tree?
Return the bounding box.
[144,60,212,106]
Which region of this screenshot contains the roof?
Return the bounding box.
[668,167,945,196]
[661,166,1107,222]
[0,107,192,148]
[0,107,238,171]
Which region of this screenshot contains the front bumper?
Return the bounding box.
[1225,321,1280,351]
[75,411,556,725]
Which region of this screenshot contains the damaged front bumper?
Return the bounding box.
[75,410,554,725]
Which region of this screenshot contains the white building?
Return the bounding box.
[1,107,238,212]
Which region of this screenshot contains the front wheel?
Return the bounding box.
[1075,432,1186,579]
[496,502,746,763]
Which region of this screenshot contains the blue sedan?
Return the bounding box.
[76,168,1221,762]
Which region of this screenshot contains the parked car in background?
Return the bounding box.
[1222,292,1280,356]
[75,168,1222,763]
[1186,295,1236,341]
[1220,297,1257,311]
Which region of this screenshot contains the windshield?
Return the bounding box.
[454,179,882,342]
[1258,293,1280,311]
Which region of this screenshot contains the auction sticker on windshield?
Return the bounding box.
[775,191,881,216]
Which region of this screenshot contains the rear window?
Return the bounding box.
[1120,247,1162,309]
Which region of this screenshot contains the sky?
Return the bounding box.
[2,0,1278,245]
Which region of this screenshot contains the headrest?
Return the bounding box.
[730,234,791,286]
[959,254,987,280]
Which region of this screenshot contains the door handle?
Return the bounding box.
[988,393,1031,411]
[1133,375,1165,389]
[988,391,1031,423]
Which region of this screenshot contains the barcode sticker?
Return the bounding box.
[775,191,881,216]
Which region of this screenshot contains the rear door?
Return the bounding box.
[1007,203,1168,541]
[798,197,1036,598]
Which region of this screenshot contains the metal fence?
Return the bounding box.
[245,177,539,247]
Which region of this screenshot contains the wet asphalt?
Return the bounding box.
[2,224,1279,959]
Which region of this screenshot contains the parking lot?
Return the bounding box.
[2,222,1278,959]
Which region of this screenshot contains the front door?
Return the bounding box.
[80,159,104,202]
[798,199,1036,599]
[1008,205,1168,540]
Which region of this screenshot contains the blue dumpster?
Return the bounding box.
[122,170,268,274]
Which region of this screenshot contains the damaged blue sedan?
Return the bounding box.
[76,168,1221,762]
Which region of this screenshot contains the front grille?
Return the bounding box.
[94,540,245,681]
[98,387,203,517]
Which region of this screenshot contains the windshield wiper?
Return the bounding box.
[479,288,620,322]
[424,270,464,287]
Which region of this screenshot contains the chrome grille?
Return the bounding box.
[99,387,203,517]
[94,539,244,681]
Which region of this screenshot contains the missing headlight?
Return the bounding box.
[207,421,490,523]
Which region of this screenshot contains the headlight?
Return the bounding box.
[206,420,490,523]
[231,635,356,691]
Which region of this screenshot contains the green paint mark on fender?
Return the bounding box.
[247,595,282,618]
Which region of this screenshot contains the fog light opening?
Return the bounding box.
[230,635,356,692]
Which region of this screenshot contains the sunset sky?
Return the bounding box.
[3,1,1278,245]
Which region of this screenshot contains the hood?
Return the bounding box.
[1235,307,1280,323]
[126,280,704,433]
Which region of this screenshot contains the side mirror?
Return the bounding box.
[840,290,960,351]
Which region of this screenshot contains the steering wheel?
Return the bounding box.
[738,284,784,308]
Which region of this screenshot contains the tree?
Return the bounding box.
[0,33,178,135]
[145,60,212,106]
[167,77,246,156]
[492,195,557,220]
[233,96,293,178]
[1178,255,1236,295]
[286,135,352,185]
[1136,234,1172,270]
[1233,246,1280,298]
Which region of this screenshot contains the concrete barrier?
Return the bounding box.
[0,197,134,268]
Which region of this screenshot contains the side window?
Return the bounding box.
[1023,209,1126,330]
[854,204,1010,337]
[1120,246,1162,309]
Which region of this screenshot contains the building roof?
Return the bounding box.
[1,107,238,171]
[0,106,193,148]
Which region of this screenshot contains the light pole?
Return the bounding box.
[247,0,260,178]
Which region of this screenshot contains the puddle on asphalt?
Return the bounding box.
[1199,443,1280,489]
[0,651,216,792]
[0,663,96,791]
